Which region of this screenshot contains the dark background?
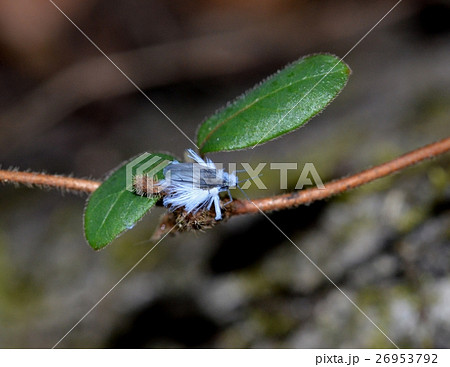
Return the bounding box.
[0,0,449,348]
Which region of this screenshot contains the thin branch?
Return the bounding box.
[1,137,449,213]
[0,170,100,193]
[228,137,450,215]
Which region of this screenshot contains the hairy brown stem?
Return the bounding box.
[0,170,101,193]
[1,137,449,213]
[228,137,450,215]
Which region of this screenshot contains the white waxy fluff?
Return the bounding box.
[159,149,238,220]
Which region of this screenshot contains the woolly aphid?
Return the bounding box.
[159,149,240,220]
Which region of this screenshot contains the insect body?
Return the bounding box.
[160,149,238,220]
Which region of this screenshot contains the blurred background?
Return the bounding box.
[0,0,449,348]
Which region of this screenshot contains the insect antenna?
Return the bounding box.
[223,173,261,206]
[232,172,263,203]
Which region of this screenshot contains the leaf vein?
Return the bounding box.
[199,68,345,149]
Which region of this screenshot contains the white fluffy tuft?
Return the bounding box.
[160,149,238,220]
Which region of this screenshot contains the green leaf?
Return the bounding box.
[197,54,351,153]
[84,152,175,250]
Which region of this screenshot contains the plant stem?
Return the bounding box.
[228,137,450,215]
[0,170,101,193]
[1,137,449,212]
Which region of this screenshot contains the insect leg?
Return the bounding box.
[213,195,222,220]
[207,196,214,210]
[223,188,233,206]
